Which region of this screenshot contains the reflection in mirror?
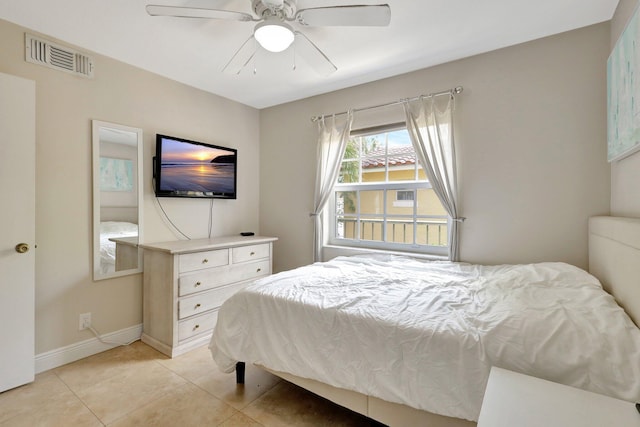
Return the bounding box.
[92,120,143,281]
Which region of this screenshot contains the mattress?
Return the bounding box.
[209,254,640,421]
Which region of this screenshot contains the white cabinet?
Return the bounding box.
[139,235,277,357]
[478,367,639,427]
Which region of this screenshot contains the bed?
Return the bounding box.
[98,220,138,275]
[209,216,640,426]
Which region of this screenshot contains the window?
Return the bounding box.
[394,190,415,208]
[329,124,449,255]
[396,190,414,201]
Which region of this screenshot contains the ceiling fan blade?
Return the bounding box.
[294,32,337,76]
[146,5,254,21]
[295,4,390,27]
[222,35,258,75]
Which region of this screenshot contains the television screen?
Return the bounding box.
[155,134,237,199]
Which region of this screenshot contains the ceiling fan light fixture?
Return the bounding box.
[254,19,294,53]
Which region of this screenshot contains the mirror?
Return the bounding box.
[92,120,143,280]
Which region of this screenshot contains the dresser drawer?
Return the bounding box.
[179,249,229,273]
[178,310,218,342]
[179,280,254,319]
[179,259,271,296]
[232,243,269,263]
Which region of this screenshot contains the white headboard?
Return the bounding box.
[589,216,640,327]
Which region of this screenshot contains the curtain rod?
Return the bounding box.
[310,86,463,123]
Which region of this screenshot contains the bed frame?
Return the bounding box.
[588,216,640,327]
[236,216,640,427]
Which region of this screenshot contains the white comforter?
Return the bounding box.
[209,255,640,421]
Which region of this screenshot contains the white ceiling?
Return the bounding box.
[1,0,619,109]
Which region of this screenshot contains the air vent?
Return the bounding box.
[25,33,94,78]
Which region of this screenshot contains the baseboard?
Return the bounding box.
[141,331,212,358]
[35,324,142,374]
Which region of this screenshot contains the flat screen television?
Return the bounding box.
[154,134,237,199]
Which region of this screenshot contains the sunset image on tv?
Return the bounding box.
[158,137,236,196]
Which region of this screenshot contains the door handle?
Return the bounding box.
[15,243,29,254]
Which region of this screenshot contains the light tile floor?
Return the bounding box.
[0,341,385,426]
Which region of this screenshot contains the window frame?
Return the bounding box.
[326,123,450,256]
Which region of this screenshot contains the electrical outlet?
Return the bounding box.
[79,312,91,330]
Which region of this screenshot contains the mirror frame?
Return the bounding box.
[92,120,144,281]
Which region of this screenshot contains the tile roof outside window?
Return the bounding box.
[362,145,416,169]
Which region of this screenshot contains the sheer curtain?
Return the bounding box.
[311,112,353,262]
[403,95,462,261]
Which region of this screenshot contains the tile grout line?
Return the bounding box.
[149,354,258,427]
[52,344,179,426]
[154,352,244,423]
[153,348,275,426]
[51,369,107,426]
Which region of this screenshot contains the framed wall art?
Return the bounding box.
[608,4,640,162]
[100,157,133,191]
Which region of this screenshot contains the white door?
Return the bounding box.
[0,72,36,392]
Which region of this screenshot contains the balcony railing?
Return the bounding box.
[337,217,448,246]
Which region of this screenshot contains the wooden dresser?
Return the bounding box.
[139,235,277,357]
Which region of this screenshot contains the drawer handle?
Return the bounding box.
[250,251,255,256]
[195,303,201,309]
[256,268,262,273]
[195,281,202,287]
[202,259,209,264]
[193,324,200,330]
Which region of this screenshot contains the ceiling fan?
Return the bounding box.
[146,0,391,76]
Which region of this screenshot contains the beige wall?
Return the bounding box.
[611,0,640,216]
[260,23,611,273]
[0,19,260,355]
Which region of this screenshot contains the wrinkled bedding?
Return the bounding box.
[209,255,640,421]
